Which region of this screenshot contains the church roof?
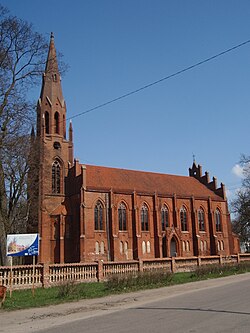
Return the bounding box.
[84,164,223,200]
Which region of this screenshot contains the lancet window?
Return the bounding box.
[141,203,149,231]
[94,201,104,230]
[52,160,61,194]
[118,202,127,231]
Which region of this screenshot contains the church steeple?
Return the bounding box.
[45,32,60,74]
[38,32,66,138]
[35,34,75,264]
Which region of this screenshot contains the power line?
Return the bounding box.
[68,39,250,121]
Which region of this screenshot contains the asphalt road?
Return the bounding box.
[1,273,250,333]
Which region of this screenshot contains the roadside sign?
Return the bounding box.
[7,234,39,257]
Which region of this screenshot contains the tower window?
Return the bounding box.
[53,141,61,150]
[52,160,61,193]
[45,111,50,134]
[54,112,60,134]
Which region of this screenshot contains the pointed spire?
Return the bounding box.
[45,32,59,74]
[40,33,64,104]
[191,153,197,169]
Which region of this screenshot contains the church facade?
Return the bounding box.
[31,34,239,264]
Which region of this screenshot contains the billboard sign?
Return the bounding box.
[7,234,39,257]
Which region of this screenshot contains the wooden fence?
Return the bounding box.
[0,253,250,290]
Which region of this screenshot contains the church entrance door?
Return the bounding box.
[170,238,177,257]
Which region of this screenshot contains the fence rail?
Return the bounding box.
[0,264,43,289]
[49,263,98,284]
[0,253,249,290]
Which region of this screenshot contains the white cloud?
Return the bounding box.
[226,188,233,199]
[226,187,240,200]
[232,164,244,179]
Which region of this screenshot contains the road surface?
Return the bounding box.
[1,273,250,333]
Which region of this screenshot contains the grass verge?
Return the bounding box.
[2,262,250,311]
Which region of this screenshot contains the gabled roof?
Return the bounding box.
[84,164,223,200]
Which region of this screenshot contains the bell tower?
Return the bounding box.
[36,33,74,263]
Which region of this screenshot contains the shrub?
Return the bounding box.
[105,269,173,292]
[192,262,250,279]
[57,280,78,299]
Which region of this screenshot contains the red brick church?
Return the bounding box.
[30,34,239,264]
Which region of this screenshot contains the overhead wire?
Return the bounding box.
[67,39,250,121]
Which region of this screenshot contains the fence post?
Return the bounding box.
[237,253,241,263]
[42,263,50,288]
[97,260,104,282]
[197,256,201,267]
[219,255,223,265]
[138,259,143,273]
[171,257,176,273]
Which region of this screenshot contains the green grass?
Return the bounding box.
[3,282,108,311]
[2,262,250,311]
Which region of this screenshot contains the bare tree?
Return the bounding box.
[0,5,49,265]
[231,155,250,248]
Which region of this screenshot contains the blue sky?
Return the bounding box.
[3,1,250,201]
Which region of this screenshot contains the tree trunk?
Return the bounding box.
[0,152,8,265]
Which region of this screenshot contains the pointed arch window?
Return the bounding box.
[45,111,50,134]
[120,241,123,254]
[141,203,149,231]
[118,202,127,231]
[54,112,60,134]
[180,206,188,231]
[94,201,104,230]
[95,242,99,254]
[52,160,61,193]
[161,205,169,230]
[146,241,151,253]
[198,208,205,231]
[100,241,105,254]
[124,241,128,254]
[215,209,222,232]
